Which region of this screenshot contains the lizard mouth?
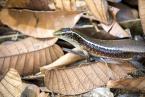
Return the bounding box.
[53,30,63,36]
[53,28,72,37]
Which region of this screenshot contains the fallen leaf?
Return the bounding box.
[101,7,131,38]
[139,0,145,35]
[5,0,86,12]
[0,68,23,97]
[107,77,145,93]
[40,47,85,74]
[0,9,82,38]
[101,20,131,38]
[0,37,64,76]
[85,0,112,24]
[5,0,52,10]
[44,62,136,95]
[53,0,77,11]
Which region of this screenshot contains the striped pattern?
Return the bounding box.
[44,62,136,95]
[0,38,64,76]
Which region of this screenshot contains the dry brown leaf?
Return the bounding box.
[139,0,145,35]
[40,48,85,74]
[5,0,86,11]
[101,20,131,38]
[0,68,23,97]
[85,0,112,24]
[0,9,82,38]
[44,62,136,95]
[53,0,77,11]
[52,0,86,12]
[5,0,52,10]
[0,37,64,76]
[101,7,131,38]
[107,77,145,92]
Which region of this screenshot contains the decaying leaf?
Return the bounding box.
[0,9,82,38]
[107,77,145,93]
[52,0,77,11]
[101,20,131,38]
[0,68,23,97]
[0,37,64,76]
[85,0,112,24]
[5,0,86,12]
[53,0,86,11]
[101,7,131,38]
[5,0,52,10]
[139,0,145,35]
[40,48,85,74]
[44,62,136,95]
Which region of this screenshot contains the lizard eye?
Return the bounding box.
[61,28,71,32]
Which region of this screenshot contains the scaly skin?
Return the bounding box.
[54,28,145,59]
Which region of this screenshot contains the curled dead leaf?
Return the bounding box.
[107,77,145,93]
[101,7,131,38]
[85,0,112,24]
[40,47,85,74]
[0,37,64,76]
[101,20,131,38]
[0,68,23,97]
[0,9,82,38]
[44,62,136,95]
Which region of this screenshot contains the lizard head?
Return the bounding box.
[54,28,82,47]
[54,28,73,37]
